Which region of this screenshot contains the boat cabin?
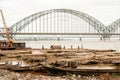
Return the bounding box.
[0,40,15,50]
[0,40,26,50]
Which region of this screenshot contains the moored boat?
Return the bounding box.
[43,65,120,75]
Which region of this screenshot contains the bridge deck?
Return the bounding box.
[0,33,120,35]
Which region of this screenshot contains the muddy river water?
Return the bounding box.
[21,40,120,51]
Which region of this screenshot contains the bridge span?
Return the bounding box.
[0,9,120,40]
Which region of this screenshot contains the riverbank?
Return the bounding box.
[1,48,120,80]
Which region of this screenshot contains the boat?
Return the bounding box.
[43,65,120,75]
[11,65,31,71]
[11,62,31,71]
[0,61,19,70]
[0,61,8,66]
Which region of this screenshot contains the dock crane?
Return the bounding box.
[0,10,26,50]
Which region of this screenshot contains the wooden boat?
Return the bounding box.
[0,62,8,66]
[11,66,30,71]
[43,65,120,75]
[0,62,19,70]
[11,62,31,71]
[0,61,38,71]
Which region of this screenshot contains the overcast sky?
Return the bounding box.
[0,0,120,27]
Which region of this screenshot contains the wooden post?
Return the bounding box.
[78,46,80,50]
[63,46,65,49]
[71,45,73,49]
[42,45,44,50]
[81,44,83,49]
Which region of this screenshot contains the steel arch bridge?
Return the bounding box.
[0,9,120,39]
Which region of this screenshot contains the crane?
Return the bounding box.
[0,10,13,48]
[0,10,26,50]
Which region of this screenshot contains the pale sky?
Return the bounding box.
[0,0,120,27]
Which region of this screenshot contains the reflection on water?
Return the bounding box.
[77,64,116,69]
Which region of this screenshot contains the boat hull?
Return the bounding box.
[43,66,120,75]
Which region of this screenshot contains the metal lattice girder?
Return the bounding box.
[9,9,107,38]
[0,28,6,37]
[108,18,120,33]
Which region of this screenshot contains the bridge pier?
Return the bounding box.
[100,35,111,41]
[100,37,102,41]
[101,38,110,42]
[79,37,82,41]
[57,37,60,41]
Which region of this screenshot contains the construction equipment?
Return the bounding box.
[0,10,15,50]
[0,10,25,50]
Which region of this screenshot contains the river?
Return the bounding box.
[17,39,120,51]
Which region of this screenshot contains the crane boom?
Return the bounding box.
[0,10,10,40]
[0,10,13,48]
[0,10,25,50]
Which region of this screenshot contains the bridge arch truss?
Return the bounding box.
[8,9,107,39]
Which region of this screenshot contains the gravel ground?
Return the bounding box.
[0,69,119,80]
[0,69,67,80]
[0,69,83,80]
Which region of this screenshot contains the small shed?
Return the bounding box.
[50,45,62,50]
